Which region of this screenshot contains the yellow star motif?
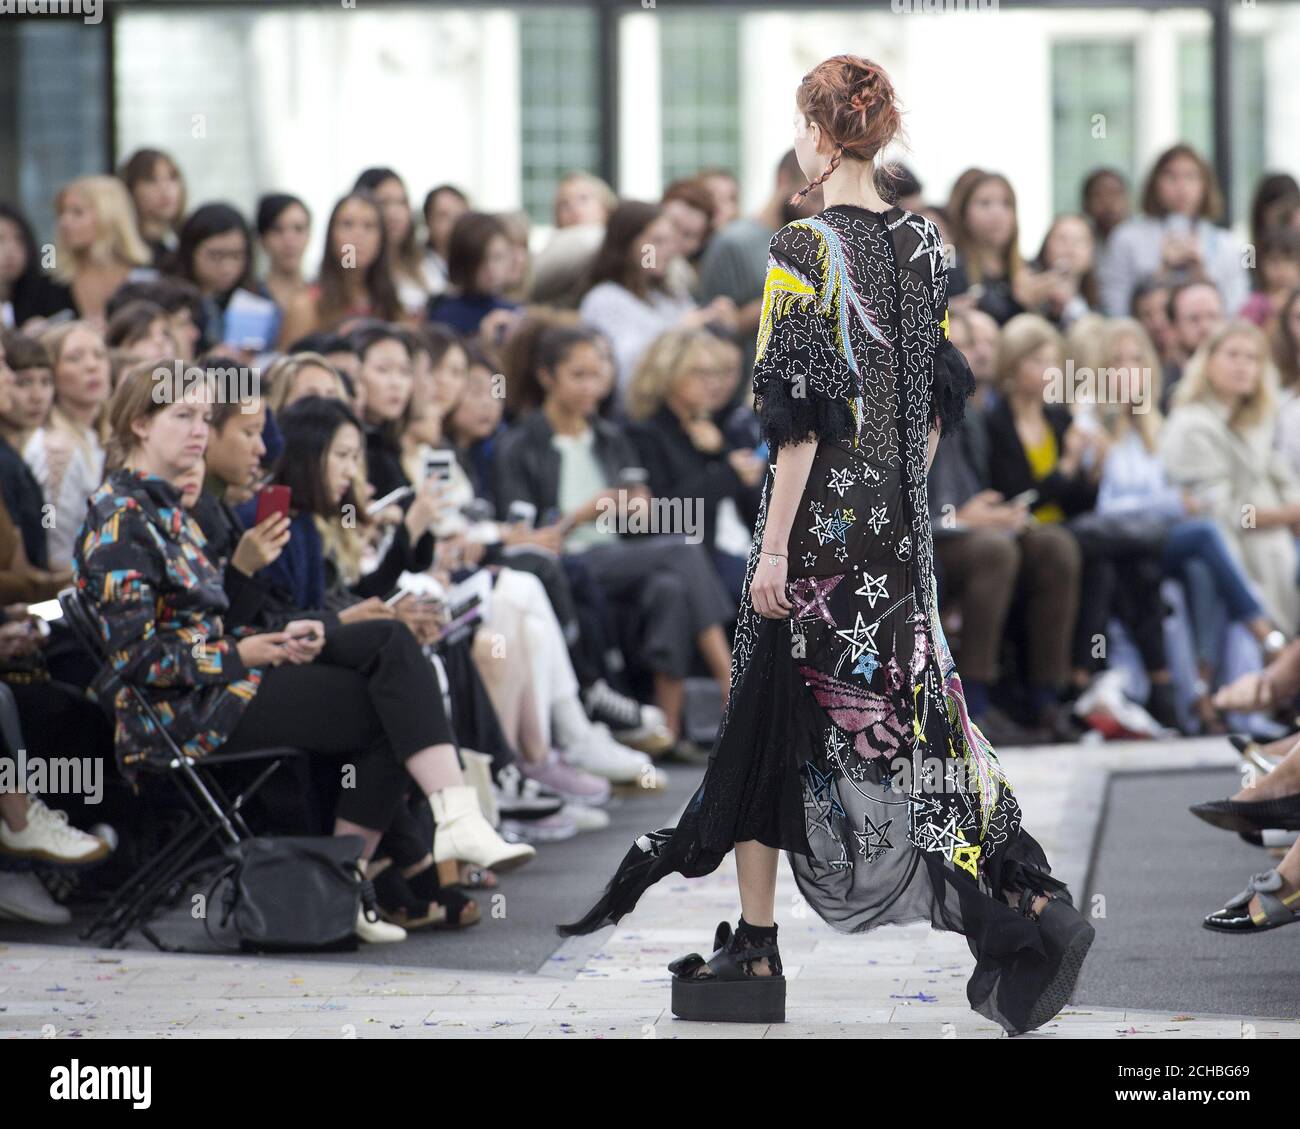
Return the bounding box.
[953,837,981,879]
[940,307,951,340]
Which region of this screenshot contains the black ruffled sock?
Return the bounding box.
[736,916,777,940]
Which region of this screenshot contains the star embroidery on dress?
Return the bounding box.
[834,545,848,563]
[855,814,894,862]
[825,726,849,766]
[808,500,824,513]
[802,551,818,569]
[912,812,968,859]
[896,534,911,561]
[855,572,888,607]
[826,510,852,544]
[826,839,853,871]
[789,575,843,626]
[804,761,843,813]
[852,650,881,681]
[809,513,836,545]
[802,762,845,837]
[827,467,856,497]
[865,505,890,534]
[835,611,880,662]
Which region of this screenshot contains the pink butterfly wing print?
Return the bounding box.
[799,665,909,760]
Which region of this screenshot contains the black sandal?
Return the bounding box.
[667,918,786,1024]
[372,861,481,931]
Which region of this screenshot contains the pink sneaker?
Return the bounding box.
[520,751,612,807]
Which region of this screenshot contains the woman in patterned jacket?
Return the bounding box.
[73,361,533,942]
[559,55,1095,1035]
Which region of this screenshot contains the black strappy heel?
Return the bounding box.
[668,918,786,1023]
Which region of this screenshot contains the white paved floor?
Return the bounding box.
[2,738,1296,1039]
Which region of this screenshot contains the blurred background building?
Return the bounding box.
[1,0,1297,255]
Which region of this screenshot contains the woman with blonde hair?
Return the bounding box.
[623,328,765,599]
[529,173,619,308]
[26,320,111,567]
[1161,319,1300,634]
[263,351,347,415]
[50,175,154,324]
[1095,318,1287,729]
[987,313,1180,730]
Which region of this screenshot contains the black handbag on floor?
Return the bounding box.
[209,835,366,953]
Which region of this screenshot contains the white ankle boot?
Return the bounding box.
[430,786,535,872]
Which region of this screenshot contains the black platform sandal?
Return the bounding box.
[1013,887,1096,1032]
[667,918,786,1023]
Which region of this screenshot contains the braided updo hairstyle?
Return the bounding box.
[790,54,905,206]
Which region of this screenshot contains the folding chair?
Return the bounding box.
[58,587,306,951]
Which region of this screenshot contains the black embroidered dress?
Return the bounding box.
[559,205,1090,1036]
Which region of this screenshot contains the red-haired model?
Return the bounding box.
[559,55,1094,1036]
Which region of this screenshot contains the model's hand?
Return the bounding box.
[751,551,791,619]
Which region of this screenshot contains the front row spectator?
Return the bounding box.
[929,315,1082,743]
[1161,319,1300,636]
[73,363,533,942]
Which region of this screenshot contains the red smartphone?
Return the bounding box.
[254,485,292,524]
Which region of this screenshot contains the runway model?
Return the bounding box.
[558,54,1094,1036]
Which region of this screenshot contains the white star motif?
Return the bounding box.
[809,513,837,545]
[855,572,888,607]
[835,611,880,662]
[827,467,856,497]
[866,505,890,534]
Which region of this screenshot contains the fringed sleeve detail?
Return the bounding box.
[930,332,977,437]
[755,375,856,448]
[751,223,853,449]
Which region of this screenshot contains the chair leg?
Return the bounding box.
[81,812,203,941]
[89,818,227,949]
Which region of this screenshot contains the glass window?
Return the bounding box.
[659,11,741,186]
[518,9,601,226]
[1178,33,1266,227]
[1051,39,1137,220]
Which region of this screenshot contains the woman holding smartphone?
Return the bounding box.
[77,364,532,943]
[1099,144,1247,317]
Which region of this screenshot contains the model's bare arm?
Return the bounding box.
[751,438,818,618]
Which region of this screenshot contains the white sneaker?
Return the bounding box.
[561,725,652,784]
[430,786,536,872]
[355,906,406,943]
[0,871,71,924]
[0,798,111,865]
[562,802,611,833]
